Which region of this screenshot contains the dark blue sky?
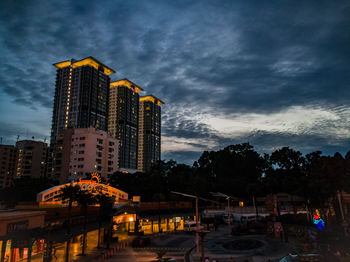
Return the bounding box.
[1,0,350,164]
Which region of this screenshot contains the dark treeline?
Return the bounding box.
[2,143,350,220]
[109,143,350,210]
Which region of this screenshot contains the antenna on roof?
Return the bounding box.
[32,136,35,140]
[44,137,47,143]
[0,137,2,145]
[16,135,20,142]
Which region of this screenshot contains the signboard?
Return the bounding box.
[133,196,141,202]
[313,209,325,230]
[7,220,29,234]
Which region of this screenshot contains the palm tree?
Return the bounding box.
[95,193,115,248]
[59,184,82,262]
[76,190,97,256]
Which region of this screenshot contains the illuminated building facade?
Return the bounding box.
[36,176,128,203]
[138,95,163,172]
[108,79,143,171]
[69,127,118,180]
[49,57,115,180]
[0,145,17,188]
[51,57,114,140]
[16,140,48,178]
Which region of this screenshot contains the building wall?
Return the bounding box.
[37,182,128,203]
[138,98,162,172]
[49,57,114,180]
[0,145,17,188]
[16,140,48,178]
[51,58,112,142]
[69,127,118,180]
[109,81,140,170]
[50,129,73,183]
[0,211,46,237]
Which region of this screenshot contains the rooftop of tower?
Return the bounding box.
[53,56,116,75]
[110,78,144,93]
[140,95,164,105]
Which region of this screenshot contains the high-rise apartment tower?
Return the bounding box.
[108,79,143,171]
[49,57,115,180]
[138,95,163,172]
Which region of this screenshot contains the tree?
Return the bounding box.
[195,143,266,198]
[0,176,58,207]
[59,184,82,262]
[76,190,97,255]
[95,193,115,248]
[264,147,305,195]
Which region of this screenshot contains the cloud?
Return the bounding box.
[1,0,350,163]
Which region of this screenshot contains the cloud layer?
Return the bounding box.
[1,0,350,164]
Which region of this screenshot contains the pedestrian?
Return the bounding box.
[52,247,57,260]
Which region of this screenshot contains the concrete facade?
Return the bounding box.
[108,79,143,171]
[138,95,163,172]
[69,127,118,180]
[0,145,17,188]
[15,140,47,178]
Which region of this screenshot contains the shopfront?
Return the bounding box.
[0,210,45,262]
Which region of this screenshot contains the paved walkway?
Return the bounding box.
[189,225,297,262]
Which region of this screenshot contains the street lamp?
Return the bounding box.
[171,191,200,253]
[210,192,237,235]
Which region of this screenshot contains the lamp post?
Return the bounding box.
[171,191,200,253]
[210,192,236,235]
[198,230,210,262]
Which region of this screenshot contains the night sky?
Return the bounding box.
[1,0,350,164]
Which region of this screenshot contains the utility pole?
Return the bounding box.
[171,191,200,253]
[171,191,218,254]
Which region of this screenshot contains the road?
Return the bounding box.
[109,233,196,262]
[110,247,187,262]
